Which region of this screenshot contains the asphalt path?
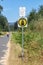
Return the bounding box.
[0,34,9,65]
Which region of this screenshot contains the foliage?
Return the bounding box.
[27,9,39,24]
[14,21,18,31]
[9,25,14,31]
[12,31,43,47]
[0,5,3,14]
[38,5,43,17]
[0,15,9,31]
[0,5,9,32]
[27,5,43,24]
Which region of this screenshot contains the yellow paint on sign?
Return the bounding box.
[18,18,27,26]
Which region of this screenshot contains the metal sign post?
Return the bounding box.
[18,17,27,58]
[18,7,27,58]
[22,26,24,57]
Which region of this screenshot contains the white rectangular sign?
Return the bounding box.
[19,7,26,17]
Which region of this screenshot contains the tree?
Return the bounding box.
[27,9,36,23]
[27,9,39,23]
[38,5,43,16]
[0,5,3,14]
[0,0,3,1]
[0,15,9,31]
[14,21,18,30]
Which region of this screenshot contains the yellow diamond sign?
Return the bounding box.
[18,18,27,27]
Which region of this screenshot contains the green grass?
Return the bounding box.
[12,32,22,46]
[12,31,43,53]
[0,32,8,36]
[0,32,4,36]
[8,31,43,65]
[11,30,43,61]
[0,32,3,35]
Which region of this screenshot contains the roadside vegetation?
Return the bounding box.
[0,5,9,32]
[0,5,9,36]
[8,5,43,65]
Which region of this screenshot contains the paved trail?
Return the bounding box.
[0,35,9,65]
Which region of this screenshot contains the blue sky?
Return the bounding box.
[0,0,43,22]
